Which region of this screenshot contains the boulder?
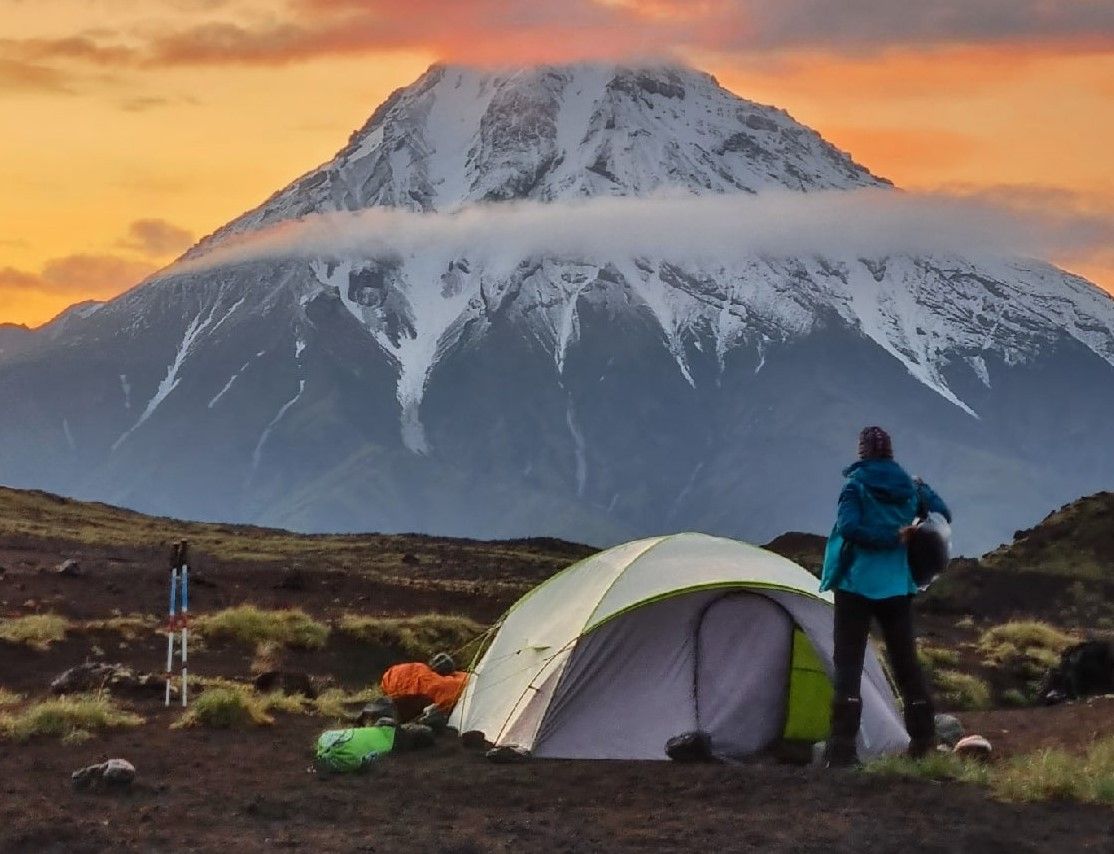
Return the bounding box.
[252,670,317,699]
[72,758,136,791]
[934,713,965,747]
[485,745,531,764]
[52,662,167,696]
[460,730,491,751]
[101,758,137,785]
[56,559,82,577]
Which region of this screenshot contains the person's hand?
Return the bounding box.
[899,525,917,545]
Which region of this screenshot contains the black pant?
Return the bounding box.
[832,590,929,704]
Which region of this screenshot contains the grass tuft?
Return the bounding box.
[917,644,961,672]
[977,621,1077,665]
[82,614,158,640]
[337,613,486,660]
[866,737,1114,805]
[993,738,1114,804]
[0,688,23,708]
[977,620,1079,703]
[175,687,274,729]
[932,669,991,711]
[194,606,329,650]
[0,614,70,650]
[0,693,142,741]
[864,751,989,786]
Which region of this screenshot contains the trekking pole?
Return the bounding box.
[179,541,189,708]
[164,542,180,707]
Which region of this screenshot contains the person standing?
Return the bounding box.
[818,426,951,767]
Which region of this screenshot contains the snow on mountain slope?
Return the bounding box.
[3,62,1114,553]
[188,64,886,252]
[172,63,1114,442]
[289,244,1114,447]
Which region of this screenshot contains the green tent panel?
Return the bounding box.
[783,629,834,743]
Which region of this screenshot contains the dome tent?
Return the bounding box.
[451,533,909,760]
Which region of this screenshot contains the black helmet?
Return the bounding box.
[428,652,455,676]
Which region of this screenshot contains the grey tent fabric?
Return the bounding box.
[531,587,910,760]
[453,533,913,760]
[696,594,793,757]
[533,591,713,759]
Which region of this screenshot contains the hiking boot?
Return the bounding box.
[823,696,862,768]
[904,698,936,758]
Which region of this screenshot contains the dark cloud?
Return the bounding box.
[733,0,1114,50]
[1,254,157,297]
[41,254,158,294]
[4,1,1110,74]
[118,218,195,256]
[0,267,44,289]
[0,35,138,65]
[141,0,1114,66]
[0,57,74,93]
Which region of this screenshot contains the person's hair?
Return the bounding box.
[858,426,893,460]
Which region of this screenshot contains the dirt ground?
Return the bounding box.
[3,707,1114,854]
[2,529,1113,852]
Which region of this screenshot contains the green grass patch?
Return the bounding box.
[977,621,1078,664]
[992,738,1114,804]
[864,751,989,786]
[866,737,1114,805]
[0,613,70,650]
[0,693,142,741]
[999,688,1029,707]
[194,606,329,650]
[932,669,991,711]
[917,644,961,672]
[82,614,159,640]
[337,613,486,660]
[175,687,274,728]
[977,620,1078,703]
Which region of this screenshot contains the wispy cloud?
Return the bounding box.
[118,218,195,257]
[170,189,1114,283]
[0,57,74,94]
[1,254,157,297]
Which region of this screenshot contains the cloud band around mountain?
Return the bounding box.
[170,189,1114,284]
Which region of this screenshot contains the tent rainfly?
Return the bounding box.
[450,533,910,760]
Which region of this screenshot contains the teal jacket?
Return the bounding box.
[819,459,951,599]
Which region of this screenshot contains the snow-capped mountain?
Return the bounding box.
[3,63,1113,553]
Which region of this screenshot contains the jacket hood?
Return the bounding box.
[843,458,916,505]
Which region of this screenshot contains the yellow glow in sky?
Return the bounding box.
[1,1,1111,326]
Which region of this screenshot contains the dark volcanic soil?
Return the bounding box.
[2,711,1113,854]
[2,496,1113,852]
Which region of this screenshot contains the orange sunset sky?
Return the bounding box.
[2,0,1112,327]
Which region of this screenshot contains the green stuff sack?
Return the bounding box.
[315,726,396,772]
